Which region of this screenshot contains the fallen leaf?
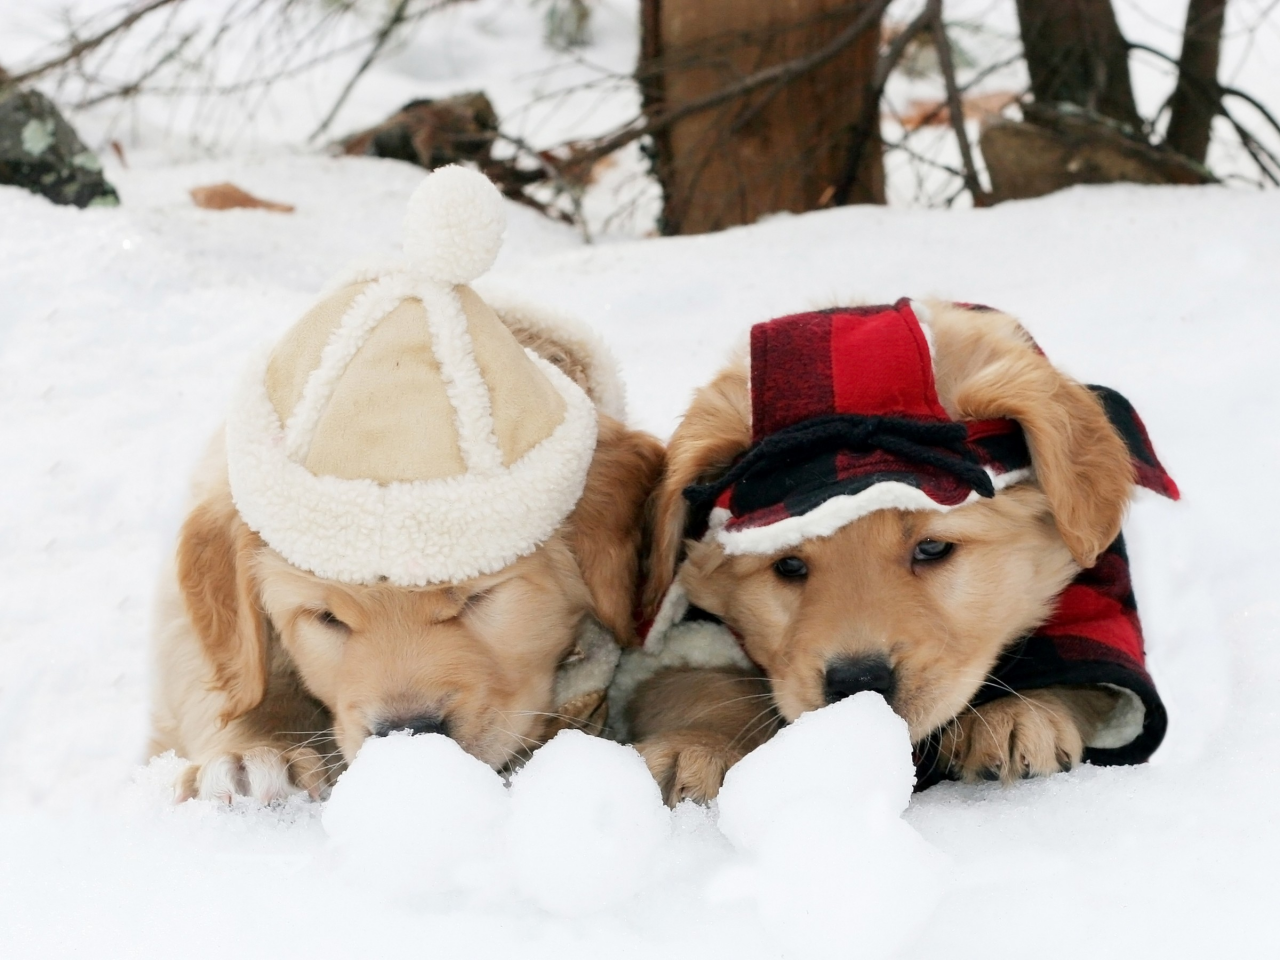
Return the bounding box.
[189,182,294,212]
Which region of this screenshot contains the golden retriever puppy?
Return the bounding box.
[626,299,1176,805]
[149,168,663,802]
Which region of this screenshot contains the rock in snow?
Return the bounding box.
[0,88,118,208]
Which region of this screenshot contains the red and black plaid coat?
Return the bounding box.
[677,300,1178,788]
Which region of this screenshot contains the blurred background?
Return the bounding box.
[2,0,1277,237]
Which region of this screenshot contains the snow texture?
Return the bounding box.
[1,1,1278,957]
[0,155,1273,960]
[714,694,946,960]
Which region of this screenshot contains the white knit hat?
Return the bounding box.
[226,166,598,586]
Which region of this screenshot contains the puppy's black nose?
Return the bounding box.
[372,714,449,738]
[824,657,895,705]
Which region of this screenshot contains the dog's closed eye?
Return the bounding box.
[436,586,497,622]
[461,587,495,613]
[315,609,349,631]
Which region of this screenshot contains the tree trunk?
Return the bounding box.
[640,0,884,236]
[1165,0,1226,164]
[1014,0,1141,129]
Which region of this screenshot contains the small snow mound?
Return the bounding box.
[714,694,945,960]
[402,165,506,284]
[507,730,669,916]
[718,691,916,842]
[323,732,508,897]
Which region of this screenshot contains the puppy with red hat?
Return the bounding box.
[612,298,1177,805]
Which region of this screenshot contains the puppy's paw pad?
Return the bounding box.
[941,693,1085,785]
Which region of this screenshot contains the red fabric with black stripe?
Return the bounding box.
[750,299,948,440]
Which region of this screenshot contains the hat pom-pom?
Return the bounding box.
[402,165,506,284]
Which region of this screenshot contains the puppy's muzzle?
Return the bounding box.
[371,714,450,738]
[824,657,895,705]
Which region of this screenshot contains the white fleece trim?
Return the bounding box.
[714,483,970,555]
[283,273,418,460]
[714,467,1035,556]
[476,287,628,423]
[908,298,936,360]
[415,281,505,475]
[1086,683,1147,750]
[226,347,598,586]
[553,616,621,709]
[318,254,408,297]
[607,620,752,741]
[642,580,689,654]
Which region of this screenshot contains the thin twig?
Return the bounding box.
[572,0,894,169]
[832,0,938,205]
[1220,87,1280,146]
[73,29,196,108]
[11,0,184,85]
[933,2,989,204]
[309,0,412,142]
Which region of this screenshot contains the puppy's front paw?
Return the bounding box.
[177,745,330,804]
[634,731,745,807]
[939,689,1091,784]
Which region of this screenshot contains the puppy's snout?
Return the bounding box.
[371,714,450,738]
[824,656,895,705]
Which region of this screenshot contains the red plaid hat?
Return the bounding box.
[684,299,1036,555]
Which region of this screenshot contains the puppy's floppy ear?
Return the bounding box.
[929,304,1135,568]
[569,414,665,646]
[643,362,753,619]
[176,489,270,725]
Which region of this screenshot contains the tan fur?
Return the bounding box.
[926,301,1135,567]
[174,491,270,726]
[568,416,665,645]
[629,666,777,805]
[678,484,1079,737]
[502,320,594,400]
[154,412,662,801]
[643,360,753,618]
[633,304,1137,803]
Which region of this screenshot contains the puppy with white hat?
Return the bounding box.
[150,166,662,803]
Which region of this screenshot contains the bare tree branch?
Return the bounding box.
[309,0,412,143]
[831,0,937,206]
[933,3,990,204]
[11,0,184,86]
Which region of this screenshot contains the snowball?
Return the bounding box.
[322,732,509,899]
[402,165,506,284]
[718,690,917,843]
[713,694,946,960]
[506,729,669,916]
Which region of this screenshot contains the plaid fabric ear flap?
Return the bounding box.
[1089,385,1180,500]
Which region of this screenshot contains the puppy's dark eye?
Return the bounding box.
[773,556,809,579]
[912,539,954,563]
[316,609,348,630]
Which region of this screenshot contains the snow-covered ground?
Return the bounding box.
[2,147,1276,960]
[3,1,1279,957]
